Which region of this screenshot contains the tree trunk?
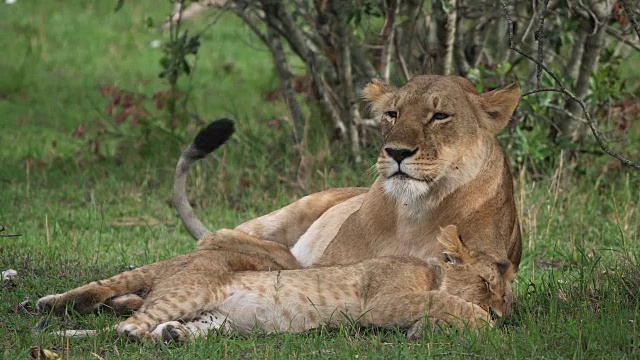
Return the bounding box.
[554,2,613,144]
[263,5,305,148]
[433,0,457,75]
[333,19,362,163]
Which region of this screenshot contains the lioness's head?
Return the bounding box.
[437,225,515,319]
[363,75,520,203]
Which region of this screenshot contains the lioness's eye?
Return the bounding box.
[431,112,450,121]
[384,111,397,119]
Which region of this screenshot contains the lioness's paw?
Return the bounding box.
[36,295,61,314]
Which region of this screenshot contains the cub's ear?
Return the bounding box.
[362,78,392,104]
[479,82,520,133]
[437,225,469,264]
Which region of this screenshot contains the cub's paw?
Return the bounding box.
[406,317,443,340]
[106,294,144,315]
[152,321,190,344]
[116,322,151,341]
[36,295,61,314]
[468,305,493,330]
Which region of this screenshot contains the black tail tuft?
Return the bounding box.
[193,118,235,157]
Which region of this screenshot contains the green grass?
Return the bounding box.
[1,1,640,359]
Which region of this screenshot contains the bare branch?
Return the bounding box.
[231,6,269,46]
[619,0,640,39]
[433,0,457,75]
[501,1,640,172]
[380,0,399,83]
[334,20,361,163]
[534,0,550,88]
[606,26,640,52]
[319,76,348,139]
[262,2,305,147]
[0,224,22,237]
[394,28,412,81]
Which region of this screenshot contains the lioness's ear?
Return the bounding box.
[479,82,520,133]
[496,259,515,280]
[362,78,392,104]
[438,225,469,264]
[496,260,511,275]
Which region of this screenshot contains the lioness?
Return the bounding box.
[176,75,521,271]
[37,226,514,342]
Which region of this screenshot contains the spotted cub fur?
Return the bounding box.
[36,229,300,340]
[37,226,514,342]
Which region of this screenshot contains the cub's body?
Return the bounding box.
[158,256,485,342]
[38,226,513,342]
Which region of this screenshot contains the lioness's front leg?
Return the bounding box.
[235,187,366,247]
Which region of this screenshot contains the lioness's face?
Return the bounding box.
[363,75,520,201]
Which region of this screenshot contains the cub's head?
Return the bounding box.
[436,225,515,319]
[363,75,520,202]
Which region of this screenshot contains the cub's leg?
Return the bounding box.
[235,188,367,246]
[37,266,155,315]
[105,294,145,315]
[114,284,229,340]
[361,290,491,339]
[150,311,231,343]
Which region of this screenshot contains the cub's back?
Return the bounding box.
[213,257,438,333]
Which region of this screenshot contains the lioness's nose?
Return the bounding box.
[384,147,417,164]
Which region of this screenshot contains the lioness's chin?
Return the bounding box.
[383,177,432,201]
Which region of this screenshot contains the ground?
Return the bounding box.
[1,1,639,359]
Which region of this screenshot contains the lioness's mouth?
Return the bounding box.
[390,171,422,182]
[391,172,409,179]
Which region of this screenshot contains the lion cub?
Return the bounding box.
[36,229,300,339]
[38,226,514,342]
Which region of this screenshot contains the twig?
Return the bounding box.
[501,1,640,172]
[334,20,362,163]
[394,29,412,81]
[545,103,588,124]
[0,224,22,237]
[263,4,305,147]
[433,0,457,75]
[606,26,640,52]
[379,0,399,83]
[619,0,640,40]
[534,0,550,88]
[230,6,268,45]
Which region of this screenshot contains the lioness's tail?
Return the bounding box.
[173,118,235,240]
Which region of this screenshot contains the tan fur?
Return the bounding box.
[38,75,522,340]
[37,226,513,342]
[36,229,300,340]
[238,75,522,282]
[236,187,368,247]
